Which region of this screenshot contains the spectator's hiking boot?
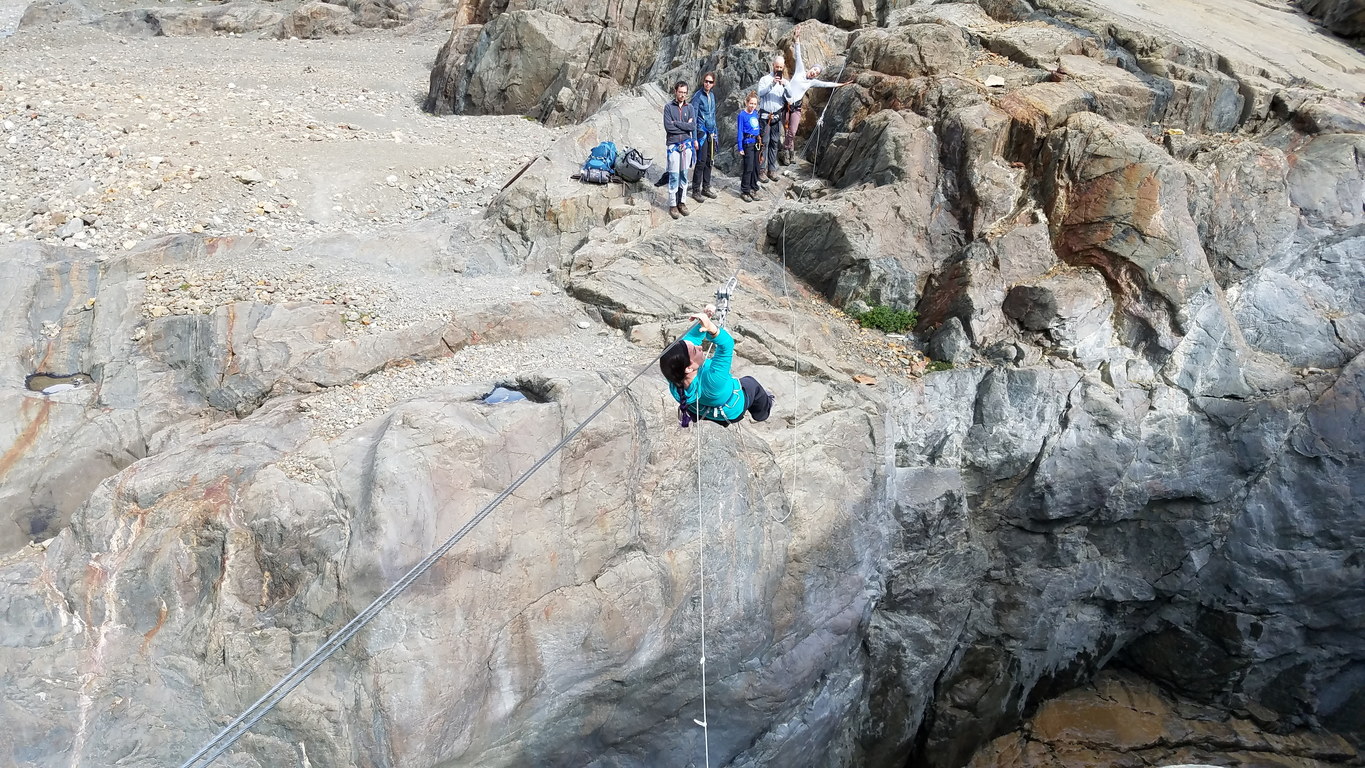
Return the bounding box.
[669,206,681,220]
[703,188,718,199]
[692,190,706,203]
[759,174,771,183]
[677,203,690,216]
[741,193,753,202]
[767,171,781,182]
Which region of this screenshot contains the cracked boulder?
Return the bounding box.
[1002,268,1115,369]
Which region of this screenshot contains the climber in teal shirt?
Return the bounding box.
[660,305,774,427]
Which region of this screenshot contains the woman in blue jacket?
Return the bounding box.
[736,92,762,202]
[660,305,774,427]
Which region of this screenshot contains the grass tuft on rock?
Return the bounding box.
[853,305,918,334]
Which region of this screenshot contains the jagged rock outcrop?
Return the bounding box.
[463,2,1365,765]
[5,1,1365,768]
[0,235,576,556]
[424,0,677,123]
[1298,0,1365,39]
[967,670,1359,767]
[0,226,889,767]
[276,1,358,37]
[88,2,286,36]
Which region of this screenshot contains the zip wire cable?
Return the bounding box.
[180,339,687,768]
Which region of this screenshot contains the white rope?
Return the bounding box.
[771,218,797,525]
[693,415,711,767]
[808,63,848,181]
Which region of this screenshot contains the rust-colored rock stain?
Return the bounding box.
[0,398,53,480]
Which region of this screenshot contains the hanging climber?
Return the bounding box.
[780,27,849,166]
[660,305,774,428]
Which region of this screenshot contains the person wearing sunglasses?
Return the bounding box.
[689,72,720,203]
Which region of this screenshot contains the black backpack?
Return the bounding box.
[614,148,650,183]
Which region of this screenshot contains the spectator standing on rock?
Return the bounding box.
[737,91,762,202]
[781,28,847,166]
[755,55,788,183]
[689,72,720,204]
[663,80,698,219]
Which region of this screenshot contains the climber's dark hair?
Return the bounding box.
[660,341,691,388]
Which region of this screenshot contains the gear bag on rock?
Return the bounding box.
[583,141,618,173]
[614,147,650,183]
[579,167,612,185]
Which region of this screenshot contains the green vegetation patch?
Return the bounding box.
[852,305,918,334]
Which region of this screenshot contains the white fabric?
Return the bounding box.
[784,42,841,104]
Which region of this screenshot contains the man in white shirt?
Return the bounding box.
[754,55,789,183]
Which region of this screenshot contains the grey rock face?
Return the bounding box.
[979,23,1087,68]
[17,0,92,28]
[89,2,286,36]
[1286,133,1365,230]
[1192,142,1297,286]
[0,365,889,768]
[0,235,567,555]
[845,24,973,78]
[929,317,973,364]
[1234,227,1365,369]
[5,3,1365,768]
[1299,0,1365,39]
[425,2,662,123]
[275,1,357,38]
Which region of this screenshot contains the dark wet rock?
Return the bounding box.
[966,670,1359,767]
[1299,0,1365,40]
[929,316,973,364]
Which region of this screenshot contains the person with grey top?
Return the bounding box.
[782,28,847,165]
[663,80,698,219]
[754,56,788,183]
[689,72,720,203]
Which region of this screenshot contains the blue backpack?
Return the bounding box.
[583,141,618,173]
